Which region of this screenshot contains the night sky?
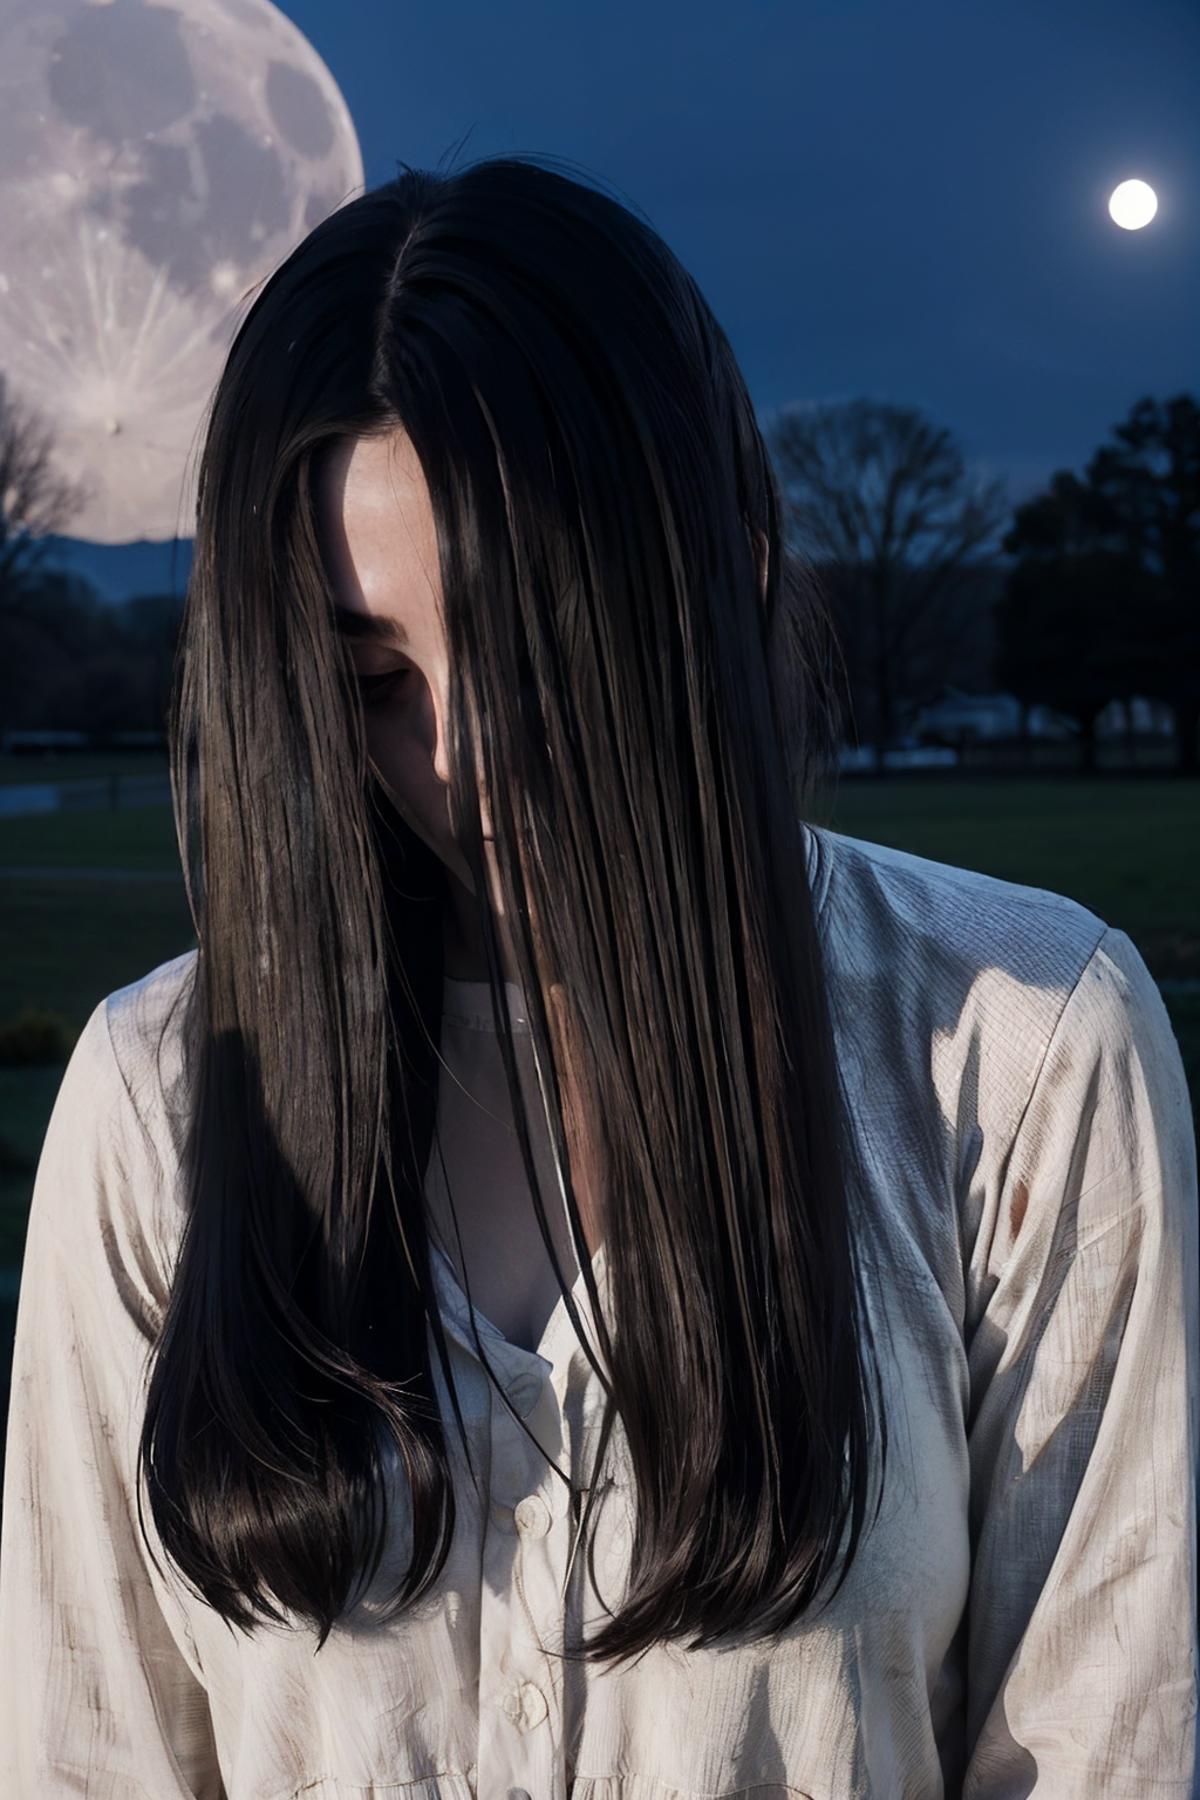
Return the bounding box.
[291,0,1198,500]
[54,0,1199,596]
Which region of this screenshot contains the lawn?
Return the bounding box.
[0,801,182,872]
[0,751,169,786]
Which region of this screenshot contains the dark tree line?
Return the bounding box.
[0,571,181,743]
[1,364,1196,773]
[769,392,1199,775]
[0,375,181,745]
[997,396,1198,773]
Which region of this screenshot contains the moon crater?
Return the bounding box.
[0,0,364,543]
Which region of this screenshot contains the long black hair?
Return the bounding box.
[140,150,888,1670]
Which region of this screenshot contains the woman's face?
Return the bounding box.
[317,430,768,983]
[316,429,512,975]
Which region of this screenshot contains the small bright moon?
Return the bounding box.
[1108,179,1158,230]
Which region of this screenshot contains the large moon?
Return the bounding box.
[0,0,364,544]
[1108,178,1158,231]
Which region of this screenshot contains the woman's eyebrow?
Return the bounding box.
[332,604,411,650]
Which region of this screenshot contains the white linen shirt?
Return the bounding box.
[0,821,1196,1798]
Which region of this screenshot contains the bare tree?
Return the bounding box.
[767,399,1008,771]
[0,371,92,606]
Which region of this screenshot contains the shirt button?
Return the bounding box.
[513,1492,551,1538]
[510,1791,532,1800]
[501,1680,548,1730]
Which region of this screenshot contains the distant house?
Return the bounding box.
[911,687,1175,744]
[1095,696,1175,739]
[911,687,1076,742]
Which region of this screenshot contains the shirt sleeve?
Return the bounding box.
[960,924,1199,1797]
[0,997,226,1798]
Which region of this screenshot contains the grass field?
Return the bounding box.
[0,751,170,786]
[0,801,183,878]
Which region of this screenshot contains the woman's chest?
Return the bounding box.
[184,1238,970,1799]
[439,1213,569,1354]
[423,1039,601,1355]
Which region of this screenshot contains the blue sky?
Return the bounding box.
[58,0,1199,596]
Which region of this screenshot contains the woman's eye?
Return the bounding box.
[356,668,410,708]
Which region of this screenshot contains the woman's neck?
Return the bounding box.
[441,878,524,984]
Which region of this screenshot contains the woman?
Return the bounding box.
[0,155,1195,1798]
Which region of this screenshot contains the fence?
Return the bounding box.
[0,773,172,819]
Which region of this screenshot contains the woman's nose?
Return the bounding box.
[431,687,492,835]
[432,710,452,789]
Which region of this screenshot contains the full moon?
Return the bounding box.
[1108,179,1158,231]
[0,0,364,544]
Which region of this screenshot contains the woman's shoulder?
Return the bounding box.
[805,821,1125,1191]
[101,944,198,1053]
[807,817,1111,1008]
[25,950,200,1333]
[95,945,200,1180]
